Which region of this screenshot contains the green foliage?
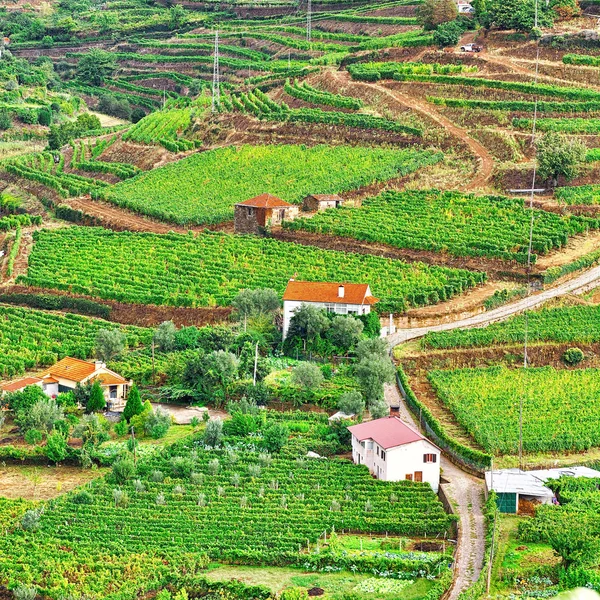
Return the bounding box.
[204,418,223,448]
[123,385,144,422]
[284,79,363,110]
[45,431,69,463]
[347,61,476,81]
[112,457,136,484]
[21,227,481,314]
[24,428,43,445]
[97,144,435,226]
[422,304,600,349]
[291,362,324,390]
[4,384,47,415]
[96,328,126,362]
[287,189,600,264]
[87,380,106,413]
[429,366,600,454]
[280,588,308,600]
[144,408,171,439]
[479,0,554,31]
[338,391,365,419]
[417,0,458,30]
[355,351,395,403]
[536,132,587,187]
[263,422,289,453]
[563,347,585,366]
[16,398,64,433]
[76,49,117,85]
[433,20,464,47]
[154,321,177,352]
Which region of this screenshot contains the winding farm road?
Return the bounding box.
[387,265,600,597]
[388,263,600,346]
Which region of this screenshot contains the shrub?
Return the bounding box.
[263,423,289,453]
[12,585,37,600]
[21,509,43,531]
[45,432,69,463]
[291,362,324,390]
[563,347,584,366]
[204,418,223,447]
[24,429,43,445]
[87,381,106,413]
[112,457,136,483]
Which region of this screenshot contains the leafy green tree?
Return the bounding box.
[417,0,458,30]
[112,457,136,484]
[232,288,280,330]
[480,0,554,31]
[45,431,69,464]
[338,391,365,419]
[154,320,176,352]
[131,107,146,123]
[547,512,600,567]
[37,108,52,126]
[123,385,144,422]
[285,304,330,353]
[434,20,464,47]
[4,384,46,414]
[144,408,171,439]
[95,328,126,362]
[355,354,395,406]
[74,413,111,447]
[536,132,586,188]
[16,398,64,433]
[76,49,117,85]
[291,362,324,389]
[369,399,390,420]
[263,423,289,453]
[359,311,382,338]
[87,380,106,413]
[0,111,12,131]
[327,316,364,354]
[356,337,388,360]
[169,4,187,28]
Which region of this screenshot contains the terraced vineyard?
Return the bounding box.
[285,190,599,263]
[428,366,600,455]
[0,304,149,378]
[98,145,440,225]
[19,227,486,312]
[421,304,600,349]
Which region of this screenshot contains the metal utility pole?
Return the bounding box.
[306,0,312,42]
[212,30,220,113]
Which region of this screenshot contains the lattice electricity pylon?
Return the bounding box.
[212,30,220,113]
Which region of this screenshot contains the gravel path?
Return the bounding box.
[388,264,600,346]
[384,384,486,598]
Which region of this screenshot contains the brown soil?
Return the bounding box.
[1,284,232,327]
[62,196,234,234]
[0,464,107,500]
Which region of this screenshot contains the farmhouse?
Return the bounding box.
[234,193,299,234]
[303,194,346,212]
[347,416,441,492]
[282,279,378,338]
[0,357,131,409]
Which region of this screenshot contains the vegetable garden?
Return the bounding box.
[98,145,438,225]
[284,190,598,264]
[20,227,485,312]
[428,366,600,455]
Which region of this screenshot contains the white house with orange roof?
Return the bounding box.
[348,416,441,491]
[0,357,131,409]
[282,279,379,338]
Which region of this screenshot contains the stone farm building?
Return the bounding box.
[348,416,441,492]
[234,193,299,234]
[303,194,347,212]
[282,279,378,338]
[0,357,131,409]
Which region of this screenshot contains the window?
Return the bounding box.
[424,453,437,463]
[376,446,379,457]
[381,450,386,461]
[366,441,373,450]
[109,385,118,399]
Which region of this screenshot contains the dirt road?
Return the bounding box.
[388,263,600,346]
[331,70,494,191]
[384,384,485,598]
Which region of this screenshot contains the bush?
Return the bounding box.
[291,362,324,390]
[204,418,223,447]
[263,423,289,453]
[563,347,584,366]
[21,508,43,531]
[112,457,136,483]
[24,429,43,445]
[45,432,69,463]
[433,20,463,47]
[145,407,171,439]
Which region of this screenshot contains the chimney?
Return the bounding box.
[338,284,345,298]
[94,360,105,371]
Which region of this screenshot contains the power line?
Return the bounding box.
[212,29,220,113]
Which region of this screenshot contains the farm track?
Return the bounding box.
[330,71,494,190]
[63,196,234,234]
[384,383,485,599]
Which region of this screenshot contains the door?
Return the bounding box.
[405,474,413,481]
[414,471,423,483]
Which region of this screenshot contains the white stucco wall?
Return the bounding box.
[283,300,372,338]
[351,435,441,492]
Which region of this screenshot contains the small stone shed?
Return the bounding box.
[303,194,346,212]
[234,193,299,234]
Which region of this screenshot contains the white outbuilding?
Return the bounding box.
[347,416,441,492]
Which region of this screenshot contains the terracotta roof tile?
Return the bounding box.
[237,194,293,209]
[348,417,428,450]
[93,372,128,385]
[1,377,42,393]
[40,357,97,383]
[282,280,379,305]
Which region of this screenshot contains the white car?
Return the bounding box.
[460,43,482,53]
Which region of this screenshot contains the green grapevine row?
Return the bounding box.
[284,79,364,109]
[348,62,476,82]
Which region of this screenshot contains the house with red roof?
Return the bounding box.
[347,416,441,491]
[234,193,299,234]
[282,279,379,338]
[1,357,131,409]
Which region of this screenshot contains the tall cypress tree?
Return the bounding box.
[123,385,143,422]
